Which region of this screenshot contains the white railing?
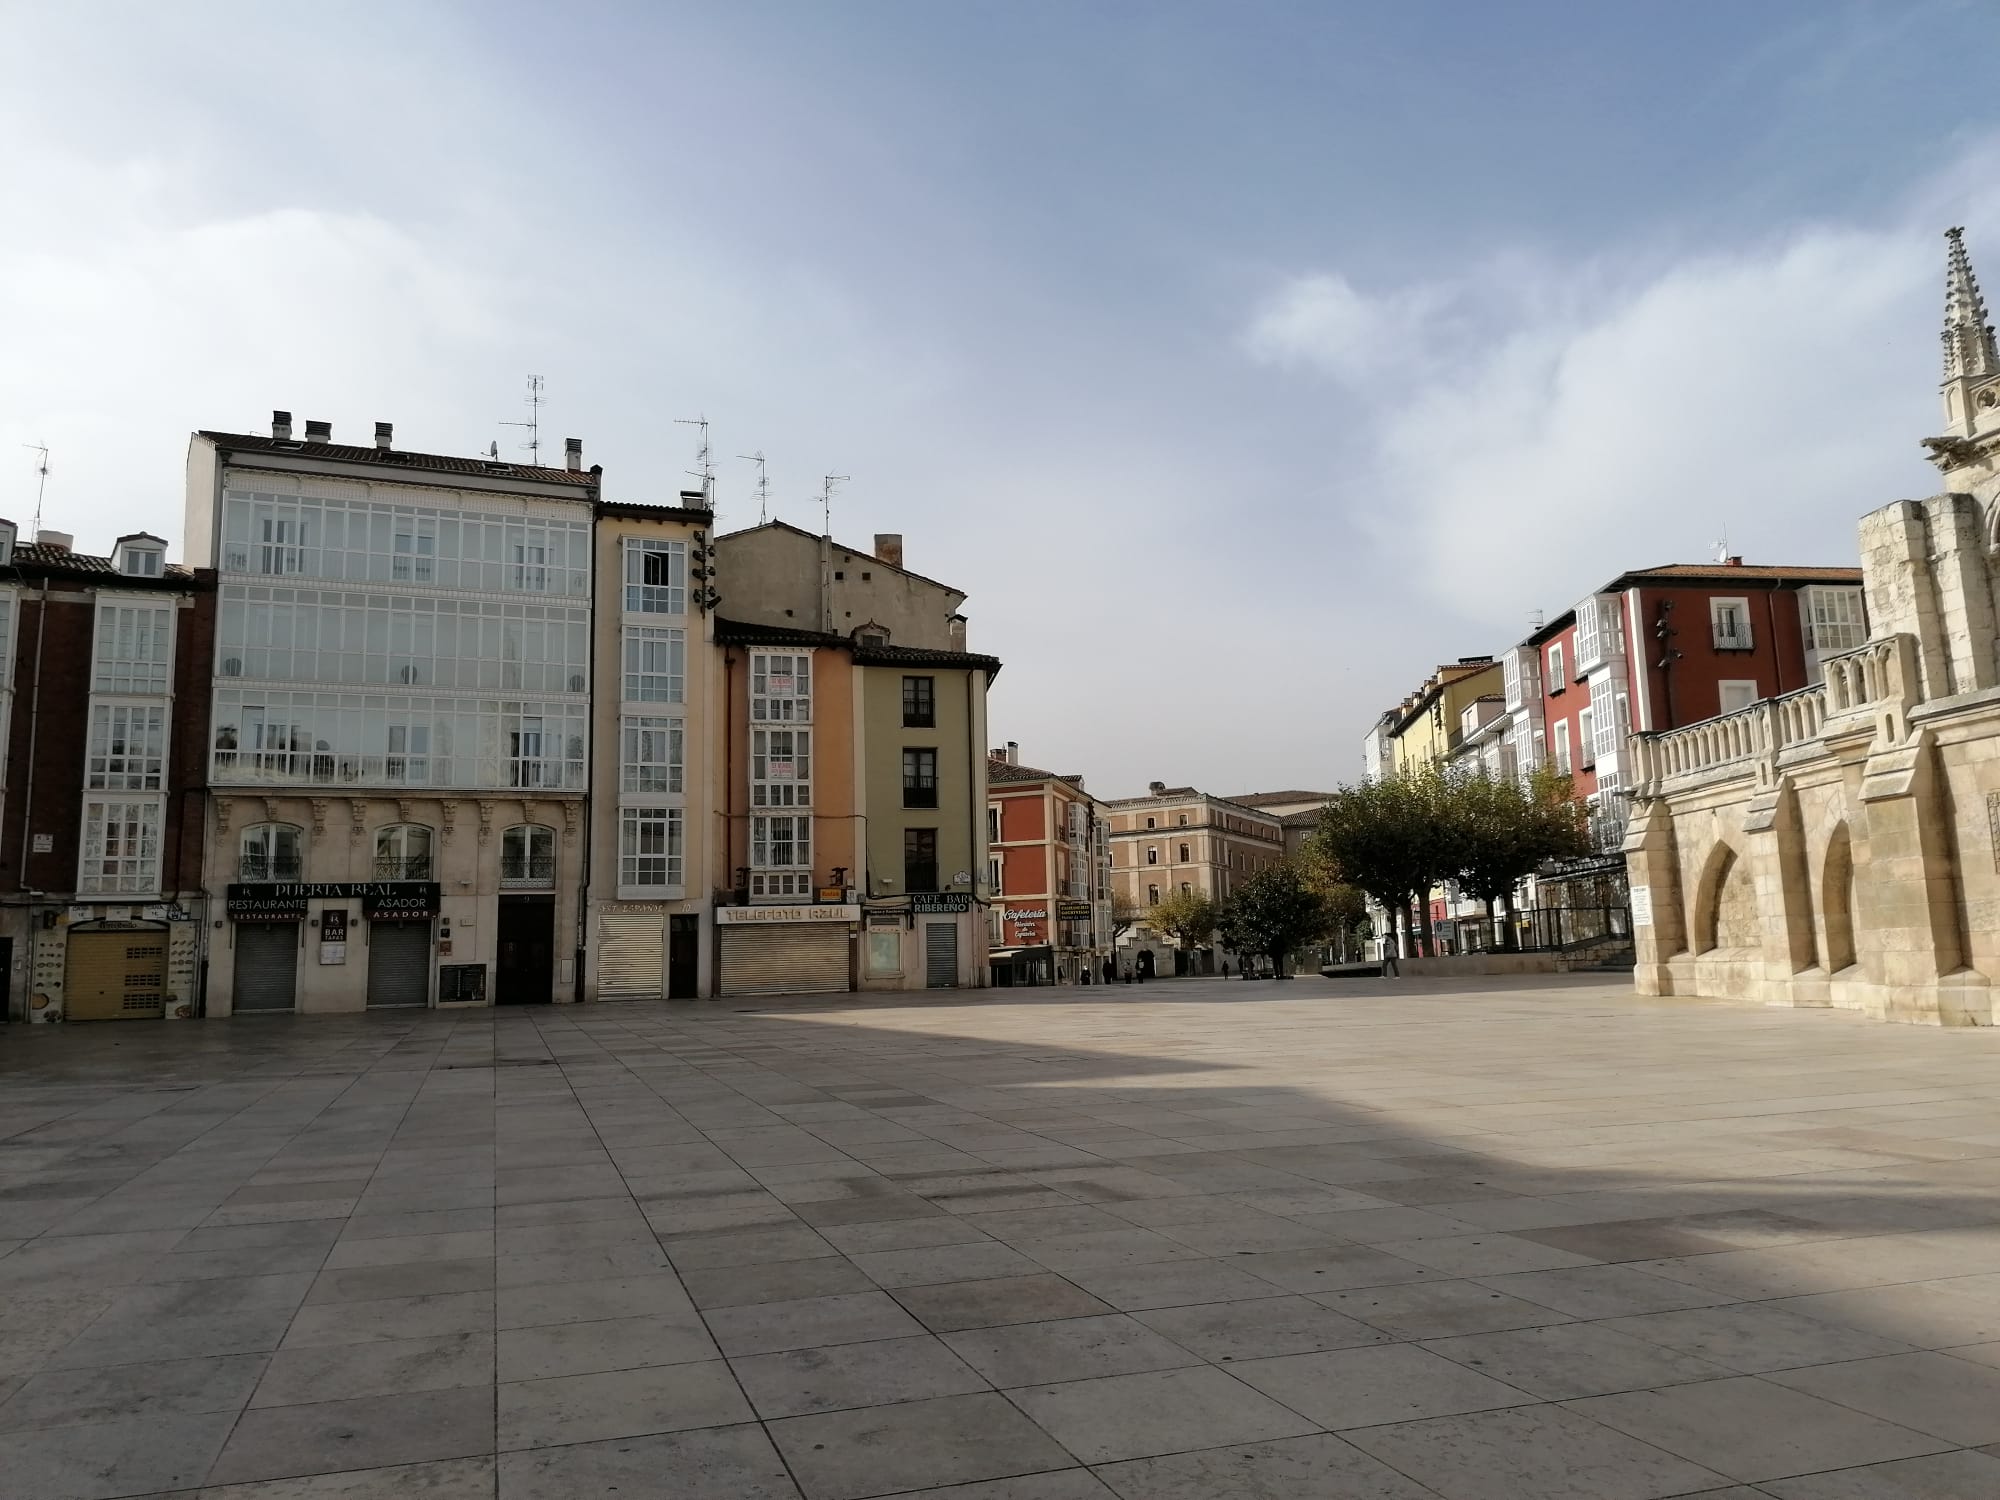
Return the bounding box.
[1628,632,1920,798]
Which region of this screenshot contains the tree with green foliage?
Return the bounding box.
[1218,861,1334,978]
[1452,764,1591,947]
[1310,770,1442,957]
[1145,888,1220,954]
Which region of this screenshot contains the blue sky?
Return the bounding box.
[3,1,1993,793]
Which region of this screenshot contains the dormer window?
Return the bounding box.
[0,520,15,567]
[115,535,166,578]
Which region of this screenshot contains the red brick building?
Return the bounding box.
[986,744,1112,986]
[0,525,215,1022]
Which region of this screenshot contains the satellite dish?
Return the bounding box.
[488,442,500,459]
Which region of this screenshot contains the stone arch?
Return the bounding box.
[1822,822,1858,973]
[1690,841,1738,954]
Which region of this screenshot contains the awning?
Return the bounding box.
[989,946,1054,962]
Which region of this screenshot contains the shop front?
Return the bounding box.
[858,893,986,991]
[21,903,202,1024]
[595,900,706,1001]
[222,881,439,1014]
[716,902,857,997]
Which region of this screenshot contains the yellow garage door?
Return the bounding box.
[66,930,168,1021]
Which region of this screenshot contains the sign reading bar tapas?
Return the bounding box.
[910,893,971,914]
[715,904,859,925]
[227,882,440,922]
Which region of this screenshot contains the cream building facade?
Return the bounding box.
[1628,230,2000,1025]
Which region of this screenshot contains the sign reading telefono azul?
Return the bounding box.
[910,894,972,914]
[715,904,859,925]
[227,882,440,922]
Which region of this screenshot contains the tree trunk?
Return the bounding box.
[1416,891,1437,958]
[1500,888,1518,951]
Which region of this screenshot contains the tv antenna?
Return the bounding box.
[738,451,770,524]
[675,415,714,509]
[498,374,545,465]
[1713,527,1731,564]
[22,444,49,537]
[820,474,849,535]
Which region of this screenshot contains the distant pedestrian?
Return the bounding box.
[1102,957,1115,986]
[1381,945,1399,978]
[1220,959,1230,978]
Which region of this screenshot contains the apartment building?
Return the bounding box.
[986,743,1113,986]
[184,415,598,1014]
[2,526,215,1022]
[710,526,999,995]
[585,495,718,1002]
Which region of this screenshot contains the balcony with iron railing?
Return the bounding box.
[500,854,557,889]
[237,855,303,882]
[374,856,433,881]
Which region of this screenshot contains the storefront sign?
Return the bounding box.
[1056,899,1092,920]
[1005,907,1048,921]
[228,881,440,921]
[1629,886,1653,928]
[911,894,971,914]
[319,908,349,963]
[715,904,859,924]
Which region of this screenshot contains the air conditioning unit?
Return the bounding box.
[568,674,586,692]
[221,657,242,676]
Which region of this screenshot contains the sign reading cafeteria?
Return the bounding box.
[715,904,860,924]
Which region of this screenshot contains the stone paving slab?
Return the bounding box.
[5,974,2000,1496]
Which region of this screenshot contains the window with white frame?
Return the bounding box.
[87,704,166,790]
[1806,586,1866,654]
[239,822,301,881]
[94,604,171,694]
[509,715,553,788]
[1502,651,1522,709]
[751,652,812,722]
[374,823,433,879]
[988,855,1003,894]
[749,814,810,897]
[79,800,161,895]
[1554,720,1572,775]
[1711,597,1753,650]
[987,806,1001,844]
[1574,598,1601,668]
[392,520,436,583]
[620,806,684,888]
[1577,707,1596,768]
[623,628,685,702]
[751,728,811,806]
[1718,679,1759,715]
[1546,641,1566,690]
[1589,678,1622,764]
[621,716,684,793]
[118,540,164,577]
[501,824,555,886]
[623,539,686,614]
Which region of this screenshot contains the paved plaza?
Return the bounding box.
[6,976,2000,1497]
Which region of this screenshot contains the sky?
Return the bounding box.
[3,1,1996,797]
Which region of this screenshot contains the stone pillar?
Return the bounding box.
[1742,778,1823,1006]
[1858,500,1953,701]
[1855,727,1990,1024]
[1924,494,1999,695]
[1624,797,1685,995]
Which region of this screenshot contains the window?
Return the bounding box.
[1554,721,1572,776]
[623,538,686,614]
[87,704,166,790]
[1147,884,1160,905]
[510,715,550,788]
[620,807,684,888]
[79,800,161,895]
[752,814,810,876]
[239,823,301,882]
[501,824,556,886]
[751,728,811,807]
[1146,847,1158,865]
[902,676,935,728]
[94,605,171,694]
[1177,814,1189,826]
[751,652,812,722]
[374,824,433,880]
[987,806,1001,844]
[624,628,686,702]
[1181,881,1192,896]
[1178,843,1190,862]
[1806,587,1866,654]
[392,521,436,583]
[1718,679,1759,715]
[513,540,547,593]
[1144,816,1156,829]
[903,828,939,893]
[210,691,583,789]
[119,545,163,577]
[1574,596,1602,668]
[1546,642,1566,691]
[259,514,307,576]
[1711,597,1753,650]
[902,748,938,808]
[386,722,430,782]
[621,716,684,793]
[1531,727,1546,768]
[1578,708,1596,768]
[988,855,1003,894]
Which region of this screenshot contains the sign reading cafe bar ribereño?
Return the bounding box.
[227,882,442,922]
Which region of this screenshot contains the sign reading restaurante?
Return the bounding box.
[226,882,442,921]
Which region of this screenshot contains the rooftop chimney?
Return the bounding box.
[1005,741,1019,765]
[1528,609,1545,630]
[948,615,967,647]
[36,530,72,553]
[874,533,904,568]
[1148,780,1167,796]
[1724,555,1744,567]
[272,410,293,441]
[374,421,393,452]
[304,420,331,443]
[564,437,582,472]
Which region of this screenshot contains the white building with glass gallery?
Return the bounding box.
[184,416,599,1014]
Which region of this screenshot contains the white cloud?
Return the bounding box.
[1245,212,1984,631]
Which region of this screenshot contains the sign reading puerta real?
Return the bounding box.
[226,882,442,921]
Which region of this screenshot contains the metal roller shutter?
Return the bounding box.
[233,923,299,1012]
[598,912,665,1000]
[366,923,431,1008]
[925,921,959,988]
[721,925,849,997]
[66,931,168,1021]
